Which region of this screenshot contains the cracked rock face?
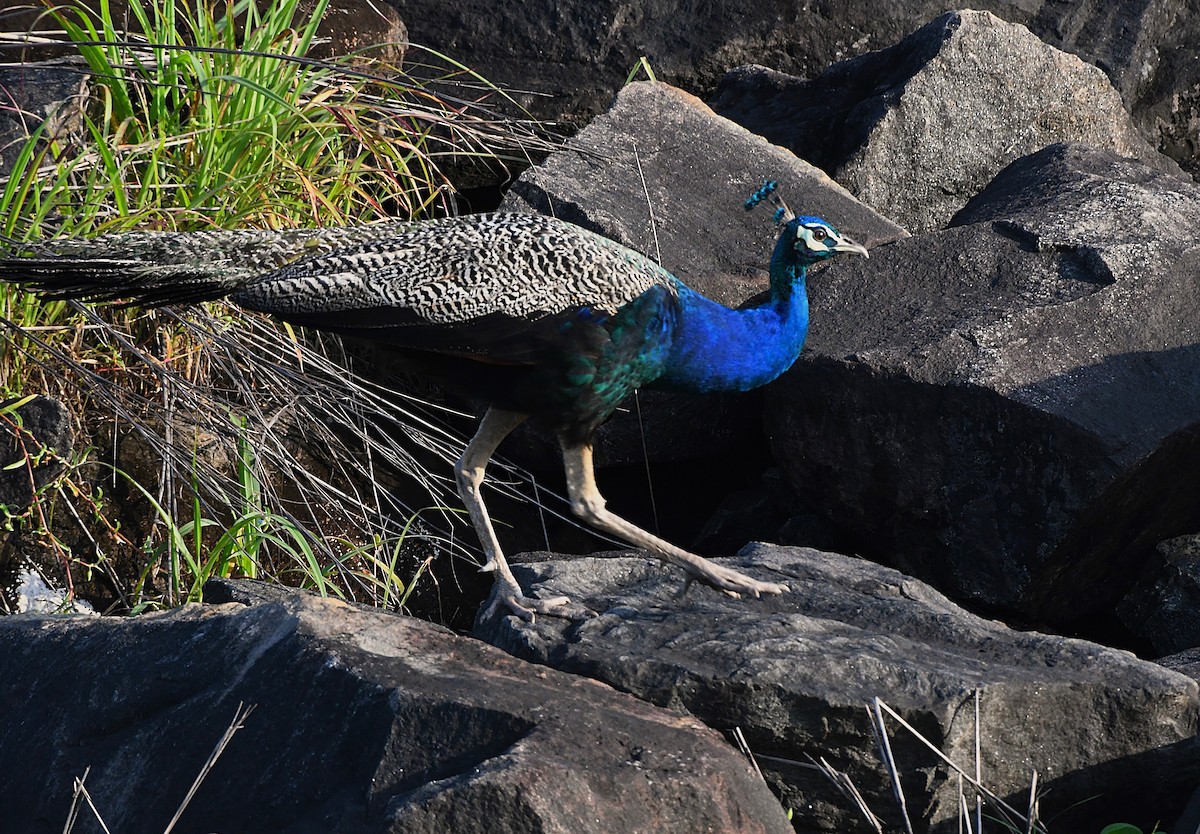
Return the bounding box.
[0,580,791,834]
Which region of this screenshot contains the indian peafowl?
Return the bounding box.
[0,188,868,620]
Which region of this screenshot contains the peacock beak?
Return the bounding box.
[834,237,870,259]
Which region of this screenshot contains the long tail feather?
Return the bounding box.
[0,221,422,308]
[0,257,244,306]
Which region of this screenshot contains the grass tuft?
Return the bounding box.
[0,0,560,618]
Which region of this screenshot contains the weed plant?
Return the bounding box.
[0,0,560,617]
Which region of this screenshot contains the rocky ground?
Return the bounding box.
[2,3,1200,833]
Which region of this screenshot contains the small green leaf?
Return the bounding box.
[1100,824,1144,834]
[0,394,37,415]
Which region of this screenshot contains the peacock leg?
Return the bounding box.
[457,407,573,621]
[560,441,789,599]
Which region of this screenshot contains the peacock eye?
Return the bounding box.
[810,227,827,241]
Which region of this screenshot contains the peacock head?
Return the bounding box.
[745,180,869,276]
[777,215,870,269]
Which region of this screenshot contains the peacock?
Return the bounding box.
[0,185,868,620]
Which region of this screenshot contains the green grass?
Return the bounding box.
[2,0,508,235]
[0,0,555,617]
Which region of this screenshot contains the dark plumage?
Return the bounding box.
[0,204,868,619]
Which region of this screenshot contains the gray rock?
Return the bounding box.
[1161,646,1200,683]
[477,544,1200,834]
[386,1,1200,177]
[765,143,1200,626]
[0,579,791,834]
[709,11,1178,233]
[1119,534,1200,656]
[1038,0,1200,180]
[505,81,907,308]
[419,0,1200,187]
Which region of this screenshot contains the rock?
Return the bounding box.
[387,1,1200,177]
[1119,534,1200,656]
[709,11,1178,233]
[477,544,1200,834]
[765,143,1200,628]
[386,0,896,129]
[408,0,1200,187]
[0,395,74,510]
[301,0,408,64]
[1159,646,1200,681]
[0,579,791,834]
[505,81,906,308]
[1039,0,1200,180]
[3,0,405,64]
[0,61,87,178]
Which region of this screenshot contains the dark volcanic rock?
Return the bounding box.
[0,579,791,834]
[477,544,1200,834]
[766,143,1200,627]
[710,11,1178,233]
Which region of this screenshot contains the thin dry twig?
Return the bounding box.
[872,698,1050,834]
[869,698,916,834]
[162,702,257,834]
[63,767,113,834]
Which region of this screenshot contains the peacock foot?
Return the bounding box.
[677,555,789,600]
[482,575,595,623]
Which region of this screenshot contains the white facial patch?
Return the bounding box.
[797,225,833,253]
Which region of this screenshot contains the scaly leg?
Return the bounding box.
[457,407,573,621]
[561,441,789,599]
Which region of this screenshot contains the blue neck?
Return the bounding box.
[656,263,810,393]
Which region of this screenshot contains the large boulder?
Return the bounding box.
[766,143,1200,627]
[709,10,1178,233]
[0,579,792,834]
[385,2,1200,176]
[477,544,1200,834]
